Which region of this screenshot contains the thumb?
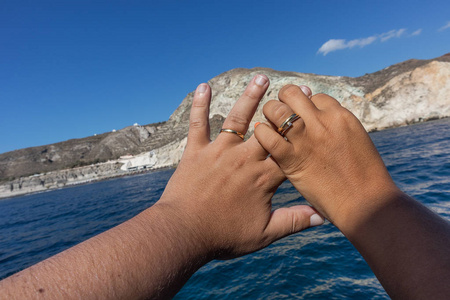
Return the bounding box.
[264,205,324,241]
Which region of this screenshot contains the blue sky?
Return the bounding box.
[1,0,449,154]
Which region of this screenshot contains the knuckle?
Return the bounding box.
[231,146,249,168]
[227,112,250,127]
[192,101,208,109]
[279,84,301,99]
[314,93,341,108]
[311,93,327,103]
[277,207,302,234]
[341,108,356,121]
[263,100,290,123]
[336,107,351,119]
[262,100,279,116]
[340,109,362,131]
[266,134,283,151]
[254,171,271,188]
[192,93,209,108]
[290,210,306,232]
[289,209,298,233]
[333,107,354,126]
[189,118,207,128]
[272,103,290,122]
[320,107,360,134]
[242,89,260,102]
[232,156,247,169]
[211,146,225,161]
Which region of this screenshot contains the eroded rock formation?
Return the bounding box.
[1,54,449,199]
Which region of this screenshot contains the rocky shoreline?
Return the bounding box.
[0,164,175,201]
[1,117,448,200]
[0,137,186,200]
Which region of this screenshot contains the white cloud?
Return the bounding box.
[318,28,408,56]
[317,36,377,56]
[347,36,377,48]
[317,39,349,56]
[379,28,406,42]
[438,21,450,31]
[411,29,422,36]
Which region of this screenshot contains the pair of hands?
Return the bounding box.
[157,74,395,259]
[2,75,445,300]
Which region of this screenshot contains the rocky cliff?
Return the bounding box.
[1,54,449,199]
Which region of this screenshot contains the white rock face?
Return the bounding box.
[206,70,366,131]
[199,62,450,133]
[169,59,449,136]
[0,139,189,199]
[119,152,157,171]
[118,138,187,171]
[356,61,450,130]
[151,137,187,169]
[0,162,124,199]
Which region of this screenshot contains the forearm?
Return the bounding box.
[0,202,211,299]
[339,190,450,299]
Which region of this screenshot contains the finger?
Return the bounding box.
[262,155,286,184]
[245,135,271,161]
[310,93,341,111]
[278,85,319,123]
[264,205,324,241]
[244,136,286,182]
[262,100,304,140]
[254,123,293,164]
[219,74,269,143]
[240,131,286,183]
[255,116,278,133]
[188,83,211,147]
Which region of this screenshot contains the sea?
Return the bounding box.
[0,118,449,299]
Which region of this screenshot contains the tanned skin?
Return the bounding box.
[255,85,450,299]
[0,76,323,299]
[1,79,448,299]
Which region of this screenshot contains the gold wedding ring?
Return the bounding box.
[278,114,300,136]
[220,128,245,140]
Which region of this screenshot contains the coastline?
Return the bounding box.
[1,117,448,201]
[0,163,176,201]
[0,136,187,200]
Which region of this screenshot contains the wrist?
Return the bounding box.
[139,201,215,264]
[330,180,403,236]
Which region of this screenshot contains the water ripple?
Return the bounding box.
[1,119,449,299]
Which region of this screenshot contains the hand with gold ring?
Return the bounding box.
[277,113,300,137]
[220,128,245,140]
[0,76,323,300]
[255,84,396,226]
[159,76,324,261]
[255,85,450,299]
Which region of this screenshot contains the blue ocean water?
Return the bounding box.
[0,118,449,299]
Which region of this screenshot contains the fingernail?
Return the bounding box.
[255,75,268,87]
[299,85,312,98]
[254,122,261,128]
[196,83,208,94]
[310,214,325,227]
